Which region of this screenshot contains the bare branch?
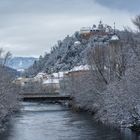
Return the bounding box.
[132,15,140,31]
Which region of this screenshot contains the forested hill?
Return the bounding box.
[3,66,20,78]
[24,26,123,77]
[25,32,90,76]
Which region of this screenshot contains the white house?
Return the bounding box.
[80,27,91,34]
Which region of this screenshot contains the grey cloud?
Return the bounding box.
[95,0,140,12]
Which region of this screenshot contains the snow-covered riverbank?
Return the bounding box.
[67,61,140,132]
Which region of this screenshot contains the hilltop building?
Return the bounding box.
[80,21,119,40]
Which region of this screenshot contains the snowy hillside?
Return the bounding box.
[24,21,121,77]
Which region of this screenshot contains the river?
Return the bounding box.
[0,102,140,140]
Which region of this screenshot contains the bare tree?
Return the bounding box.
[2,51,12,66]
[132,15,140,31]
[0,48,19,124]
[123,28,140,61]
[87,44,108,85]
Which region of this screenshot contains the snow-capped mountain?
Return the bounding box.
[7,57,37,71]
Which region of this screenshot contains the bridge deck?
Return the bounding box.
[21,94,72,101]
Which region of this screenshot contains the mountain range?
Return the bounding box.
[7,57,37,71]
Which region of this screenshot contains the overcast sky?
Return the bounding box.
[0,0,139,57]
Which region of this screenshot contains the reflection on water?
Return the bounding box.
[0,102,140,140]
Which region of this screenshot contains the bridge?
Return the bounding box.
[21,93,72,101]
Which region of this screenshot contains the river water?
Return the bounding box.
[0,102,140,140]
